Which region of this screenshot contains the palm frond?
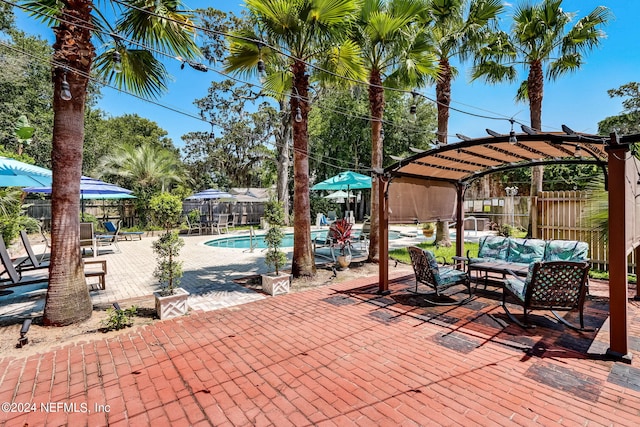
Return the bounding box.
[94,49,168,99]
[116,1,199,60]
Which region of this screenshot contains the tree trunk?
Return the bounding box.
[276,99,291,225]
[290,62,315,278]
[435,58,452,247]
[527,59,544,238]
[367,69,384,263]
[43,1,94,326]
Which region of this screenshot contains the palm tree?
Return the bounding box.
[472,0,611,232]
[23,0,199,325]
[352,0,437,262]
[420,0,504,246]
[226,0,363,278]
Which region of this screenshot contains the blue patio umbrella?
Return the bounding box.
[312,171,371,211]
[24,176,135,219]
[0,156,52,187]
[185,189,236,201]
[185,189,236,221]
[311,171,372,191]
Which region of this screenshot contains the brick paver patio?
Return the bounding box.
[1,268,639,426]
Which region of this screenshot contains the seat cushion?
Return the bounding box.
[422,250,441,283]
[438,268,467,286]
[544,240,589,261]
[504,276,526,301]
[477,236,509,260]
[506,238,545,264]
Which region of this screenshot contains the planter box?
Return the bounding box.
[154,287,189,320]
[337,254,352,270]
[261,273,290,296]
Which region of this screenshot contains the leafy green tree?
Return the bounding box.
[598,82,640,135]
[226,0,363,278]
[96,144,184,226]
[23,0,199,326]
[183,80,277,189]
[472,0,610,235]
[350,0,438,260]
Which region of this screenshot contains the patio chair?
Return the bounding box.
[185,215,201,235]
[326,211,337,225]
[502,260,591,330]
[211,213,229,234]
[80,222,97,257]
[14,230,50,275]
[357,217,370,251]
[227,213,238,231]
[95,222,121,254]
[38,222,51,262]
[407,246,473,305]
[0,235,49,289]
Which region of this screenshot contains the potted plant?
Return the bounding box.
[261,200,290,296]
[422,222,435,238]
[330,218,353,270]
[150,193,189,319]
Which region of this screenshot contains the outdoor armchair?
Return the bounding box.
[502,260,591,330]
[407,246,472,305]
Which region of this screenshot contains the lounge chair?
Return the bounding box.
[502,260,592,330]
[211,213,229,234]
[407,246,473,305]
[95,222,121,254]
[0,235,49,289]
[14,230,50,275]
[80,222,97,257]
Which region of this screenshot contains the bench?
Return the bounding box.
[84,259,107,290]
[457,236,589,287]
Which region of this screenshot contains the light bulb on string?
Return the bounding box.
[60,71,72,101]
[113,50,122,73]
[294,106,302,123]
[508,119,517,144]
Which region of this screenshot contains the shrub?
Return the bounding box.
[101,305,137,331]
[263,200,287,275]
[19,216,41,234]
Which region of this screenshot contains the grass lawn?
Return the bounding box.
[390,241,479,265]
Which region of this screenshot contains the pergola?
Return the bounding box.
[376,130,640,362]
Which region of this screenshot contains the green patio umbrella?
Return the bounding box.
[312,171,371,211]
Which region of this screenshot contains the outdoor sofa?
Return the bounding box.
[457,235,589,286]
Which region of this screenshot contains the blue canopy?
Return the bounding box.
[311,171,371,191]
[0,156,52,187]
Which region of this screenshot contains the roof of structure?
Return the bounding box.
[384,131,612,184]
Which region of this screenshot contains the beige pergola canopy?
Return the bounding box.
[375,130,640,362]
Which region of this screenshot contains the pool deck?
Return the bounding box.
[1,227,640,425]
[1,225,450,323]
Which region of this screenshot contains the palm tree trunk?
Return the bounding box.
[435,59,452,247]
[367,69,384,263]
[528,59,544,238]
[276,100,291,225]
[291,61,315,277]
[43,1,94,326]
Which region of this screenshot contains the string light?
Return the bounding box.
[60,71,72,101]
[508,119,518,144]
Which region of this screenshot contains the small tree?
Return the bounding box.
[264,200,287,275]
[149,193,184,295]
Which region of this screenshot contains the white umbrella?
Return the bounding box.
[324,190,355,200]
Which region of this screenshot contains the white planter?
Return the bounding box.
[261,273,290,296]
[154,287,190,320]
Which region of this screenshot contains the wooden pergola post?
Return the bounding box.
[455,184,464,261]
[606,133,631,361]
[378,174,390,294]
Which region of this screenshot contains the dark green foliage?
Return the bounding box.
[149,193,183,231]
[101,305,137,331]
[19,216,41,234]
[0,187,24,244]
[263,200,287,275]
[153,231,184,295]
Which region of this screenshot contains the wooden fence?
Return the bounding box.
[536,190,611,271]
[465,191,612,270]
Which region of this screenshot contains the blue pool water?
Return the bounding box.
[206,230,402,249]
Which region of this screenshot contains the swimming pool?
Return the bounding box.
[205,230,403,249]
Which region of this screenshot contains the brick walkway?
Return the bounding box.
[1,272,639,426]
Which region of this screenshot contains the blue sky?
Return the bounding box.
[14,1,640,148]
